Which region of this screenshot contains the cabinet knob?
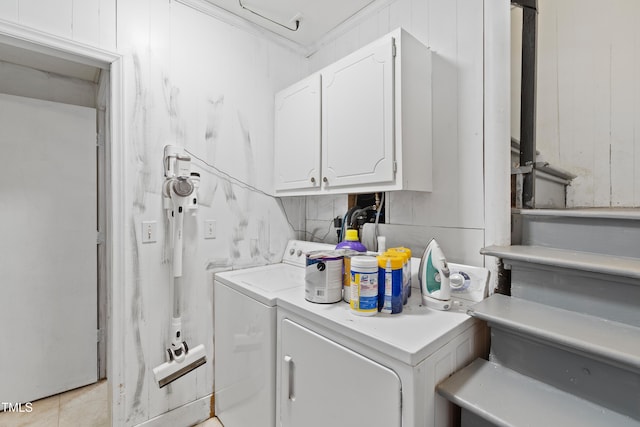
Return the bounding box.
[323,177,328,183]
[310,177,316,184]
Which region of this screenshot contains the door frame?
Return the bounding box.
[0,20,126,425]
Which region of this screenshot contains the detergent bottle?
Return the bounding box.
[336,229,367,302]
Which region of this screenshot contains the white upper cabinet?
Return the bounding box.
[274,74,322,192]
[274,28,432,196]
[322,36,395,189]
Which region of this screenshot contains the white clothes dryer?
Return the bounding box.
[274,258,489,427]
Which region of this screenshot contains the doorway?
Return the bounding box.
[0,27,121,422]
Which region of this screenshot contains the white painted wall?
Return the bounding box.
[0,0,511,425]
[512,0,640,207]
[0,0,116,51]
[0,1,306,426]
[304,0,498,267]
[116,1,305,425]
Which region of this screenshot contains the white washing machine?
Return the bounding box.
[213,240,333,427]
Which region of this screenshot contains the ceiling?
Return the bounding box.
[203,0,377,51]
[0,1,381,77]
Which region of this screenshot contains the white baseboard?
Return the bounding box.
[135,394,213,427]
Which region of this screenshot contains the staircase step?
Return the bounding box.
[469,295,640,418]
[437,358,640,427]
[469,294,640,372]
[512,208,640,257]
[482,245,640,326]
[481,245,640,279]
[515,207,640,220]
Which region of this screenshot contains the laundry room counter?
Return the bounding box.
[276,286,478,367]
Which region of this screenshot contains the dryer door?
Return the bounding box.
[280,319,402,427]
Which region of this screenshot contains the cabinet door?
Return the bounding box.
[274,73,321,192]
[322,36,395,189]
[280,319,402,427]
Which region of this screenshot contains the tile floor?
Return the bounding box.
[0,380,109,427]
[0,381,223,427]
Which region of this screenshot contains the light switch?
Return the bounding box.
[142,221,157,243]
[204,220,216,239]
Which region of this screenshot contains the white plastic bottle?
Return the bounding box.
[349,256,379,316]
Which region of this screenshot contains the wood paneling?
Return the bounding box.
[0,0,116,51]
[308,0,485,230]
[517,0,640,207]
[0,0,19,21]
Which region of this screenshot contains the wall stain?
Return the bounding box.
[163,75,185,141]
[236,111,256,193]
[205,95,224,144]
[205,259,233,272]
[210,393,216,419]
[221,180,247,260]
[127,218,147,421]
[131,52,151,211]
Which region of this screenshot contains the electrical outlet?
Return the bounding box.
[204,220,216,239]
[142,221,157,243]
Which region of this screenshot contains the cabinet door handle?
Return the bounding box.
[284,355,294,401]
[310,177,316,184]
[322,176,328,183]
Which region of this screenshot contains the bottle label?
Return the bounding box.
[381,270,393,313]
[350,270,378,312]
[377,266,403,314]
[305,256,343,303]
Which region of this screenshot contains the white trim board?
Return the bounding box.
[0,18,117,68]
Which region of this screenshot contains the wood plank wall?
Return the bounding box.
[305,0,488,258]
[0,0,116,51]
[513,0,640,207]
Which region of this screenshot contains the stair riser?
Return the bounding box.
[513,214,640,257]
[509,261,640,327]
[489,328,640,420]
[461,409,496,427]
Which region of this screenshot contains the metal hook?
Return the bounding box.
[238,0,300,32]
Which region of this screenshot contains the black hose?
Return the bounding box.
[344,205,361,232]
[349,205,376,228]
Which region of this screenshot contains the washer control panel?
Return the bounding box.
[282,240,335,267]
